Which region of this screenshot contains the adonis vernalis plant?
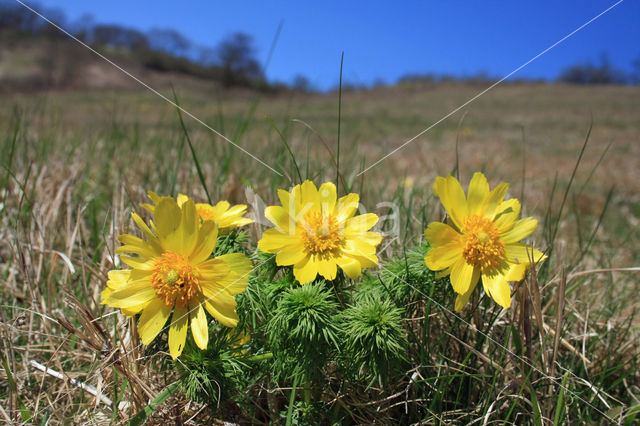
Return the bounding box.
[424,172,546,311]
[143,191,253,234]
[103,194,251,358]
[258,180,382,284]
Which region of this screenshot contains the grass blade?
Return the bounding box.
[553,371,570,425]
[336,51,344,191]
[128,381,179,426]
[268,118,303,184]
[172,88,212,204]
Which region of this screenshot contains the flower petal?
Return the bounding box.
[168,305,188,359]
[454,275,480,312]
[189,220,218,264]
[190,302,209,350]
[425,222,460,247]
[318,182,337,214]
[275,244,307,266]
[345,213,378,234]
[336,256,362,279]
[131,213,160,246]
[300,180,319,210]
[201,292,239,327]
[493,199,521,232]
[501,217,538,244]
[257,228,299,253]
[317,257,338,280]
[433,175,468,229]
[294,255,317,284]
[424,242,463,272]
[467,172,490,216]
[449,258,478,294]
[154,198,182,241]
[486,182,509,219]
[505,243,546,265]
[481,272,512,309]
[265,206,292,231]
[335,193,360,221]
[106,279,156,308]
[137,298,171,345]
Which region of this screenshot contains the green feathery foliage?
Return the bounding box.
[266,282,340,384]
[341,295,408,387]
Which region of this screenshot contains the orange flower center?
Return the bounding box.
[299,211,344,254]
[151,251,199,307]
[461,215,505,271]
[196,205,217,222]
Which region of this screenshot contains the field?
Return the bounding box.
[1,80,639,424]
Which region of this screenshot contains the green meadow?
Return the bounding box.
[1,80,639,423]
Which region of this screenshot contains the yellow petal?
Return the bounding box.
[318,182,337,214]
[300,180,320,208]
[454,277,480,312]
[485,182,509,219]
[357,231,383,247]
[217,252,252,276]
[424,242,463,272]
[335,193,360,221]
[294,255,317,284]
[505,262,529,282]
[434,175,468,229]
[501,217,538,244]
[115,244,157,260]
[342,239,378,265]
[225,204,248,216]
[505,243,546,265]
[106,279,156,308]
[176,193,189,206]
[100,287,113,304]
[147,190,162,205]
[317,257,338,281]
[481,272,512,309]
[121,300,150,317]
[106,269,131,290]
[120,255,155,271]
[425,222,460,247]
[265,206,292,231]
[137,298,171,345]
[190,302,209,350]
[154,198,182,241]
[118,234,162,257]
[131,213,160,246]
[201,292,239,327]
[257,228,298,253]
[189,220,218,264]
[449,258,479,294]
[336,256,362,279]
[467,172,490,216]
[345,213,378,234]
[179,198,199,253]
[493,199,521,232]
[277,188,293,213]
[275,244,307,266]
[168,305,188,359]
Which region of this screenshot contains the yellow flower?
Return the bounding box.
[103,195,252,359]
[142,191,253,234]
[258,180,382,284]
[424,173,546,311]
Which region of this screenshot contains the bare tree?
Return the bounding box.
[217,32,263,87]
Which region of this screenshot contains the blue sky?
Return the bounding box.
[32,0,640,90]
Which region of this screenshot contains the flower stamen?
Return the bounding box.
[461,215,505,271]
[299,211,344,254]
[152,251,199,307]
